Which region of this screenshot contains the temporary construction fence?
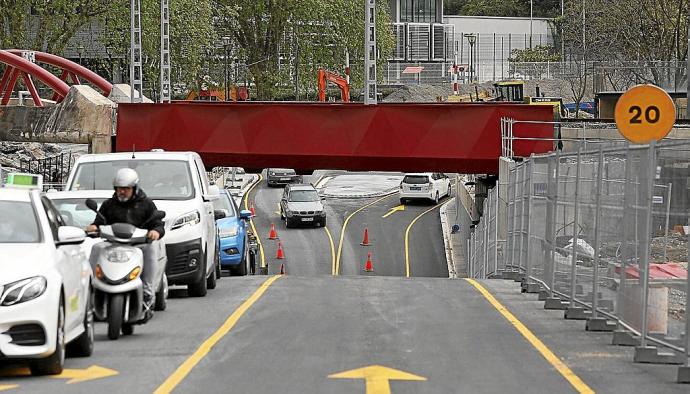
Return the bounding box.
[469,138,690,383]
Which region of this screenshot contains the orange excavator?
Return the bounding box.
[317,69,350,102]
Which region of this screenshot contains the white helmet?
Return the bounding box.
[113,168,139,188]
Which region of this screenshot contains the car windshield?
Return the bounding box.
[71,160,194,200]
[289,190,319,202]
[403,175,430,184]
[50,198,107,228]
[0,201,41,243]
[212,193,237,217]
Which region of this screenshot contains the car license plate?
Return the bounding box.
[410,187,421,191]
[301,217,314,222]
[281,177,291,181]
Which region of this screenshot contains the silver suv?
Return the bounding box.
[279,184,326,228]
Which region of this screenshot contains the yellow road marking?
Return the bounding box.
[324,226,336,275]
[381,204,405,218]
[244,174,266,269]
[329,364,426,394]
[51,365,119,384]
[335,194,394,275]
[465,279,594,394]
[404,202,444,277]
[0,385,18,391]
[155,275,282,394]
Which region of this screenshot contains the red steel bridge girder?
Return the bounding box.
[116,102,554,174]
[0,50,70,105]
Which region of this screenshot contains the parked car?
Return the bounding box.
[399,172,451,204]
[279,183,326,228]
[213,188,252,275]
[267,168,302,187]
[65,151,221,297]
[0,178,94,375]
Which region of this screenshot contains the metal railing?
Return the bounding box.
[18,151,75,191]
[470,137,690,381]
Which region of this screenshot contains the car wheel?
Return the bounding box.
[434,192,439,205]
[235,246,248,276]
[215,255,222,279]
[207,247,218,290]
[31,296,65,375]
[285,216,291,229]
[188,255,208,297]
[154,275,168,311]
[107,294,125,340]
[249,251,256,275]
[447,184,452,198]
[400,198,405,205]
[67,288,94,357]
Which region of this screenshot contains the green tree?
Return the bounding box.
[216,0,394,100]
[444,0,561,18]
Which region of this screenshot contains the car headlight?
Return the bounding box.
[268,171,276,176]
[219,226,239,238]
[318,211,326,217]
[1,276,47,306]
[172,211,201,230]
[285,209,293,217]
[106,248,134,263]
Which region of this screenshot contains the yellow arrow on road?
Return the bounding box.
[0,385,18,391]
[381,205,405,218]
[51,365,119,384]
[329,365,426,394]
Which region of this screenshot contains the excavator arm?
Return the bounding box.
[318,69,350,102]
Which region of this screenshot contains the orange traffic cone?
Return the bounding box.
[250,203,256,217]
[360,228,370,246]
[279,263,286,275]
[268,223,278,240]
[364,252,374,272]
[276,242,285,259]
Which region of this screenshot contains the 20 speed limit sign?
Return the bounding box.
[614,84,676,144]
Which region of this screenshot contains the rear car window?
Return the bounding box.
[402,175,430,184]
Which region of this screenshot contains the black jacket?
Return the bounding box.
[93,189,165,237]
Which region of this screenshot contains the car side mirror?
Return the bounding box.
[214,210,227,220]
[56,226,86,246]
[85,198,98,212]
[239,210,252,220]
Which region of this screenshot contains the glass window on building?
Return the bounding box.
[400,0,436,23]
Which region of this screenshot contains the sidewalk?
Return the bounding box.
[440,192,474,278]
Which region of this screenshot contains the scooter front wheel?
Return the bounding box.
[107,294,125,340]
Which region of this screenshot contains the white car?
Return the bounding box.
[399,172,452,204]
[66,151,220,297]
[0,187,94,375]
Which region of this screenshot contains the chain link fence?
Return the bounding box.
[469,137,690,382]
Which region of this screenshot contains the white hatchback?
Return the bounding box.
[0,188,94,375]
[399,172,452,205]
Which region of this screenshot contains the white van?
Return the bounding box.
[65,151,220,297]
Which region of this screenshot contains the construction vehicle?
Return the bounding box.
[492,80,566,118]
[186,86,250,102]
[317,69,350,102]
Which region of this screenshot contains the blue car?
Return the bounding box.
[213,189,252,275]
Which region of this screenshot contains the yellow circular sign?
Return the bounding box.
[615,84,676,144]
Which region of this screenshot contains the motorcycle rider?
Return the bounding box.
[86,168,165,321]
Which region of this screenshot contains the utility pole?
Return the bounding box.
[364,0,377,105]
[160,0,171,103]
[529,0,533,49]
[130,0,143,103]
[561,0,565,63]
[687,6,689,119]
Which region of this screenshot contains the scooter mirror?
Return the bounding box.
[85,198,98,212]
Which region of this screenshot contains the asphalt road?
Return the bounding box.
[247,171,450,279]
[2,276,684,393]
[3,173,685,393]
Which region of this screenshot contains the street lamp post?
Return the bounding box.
[222,36,231,101]
[464,34,476,83]
[77,44,84,66]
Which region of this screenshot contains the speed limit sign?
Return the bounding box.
[614,84,676,144]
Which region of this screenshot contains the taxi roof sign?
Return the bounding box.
[4,173,43,189]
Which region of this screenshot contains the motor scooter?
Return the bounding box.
[85,199,168,340]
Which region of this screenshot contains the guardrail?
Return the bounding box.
[470,138,690,382]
